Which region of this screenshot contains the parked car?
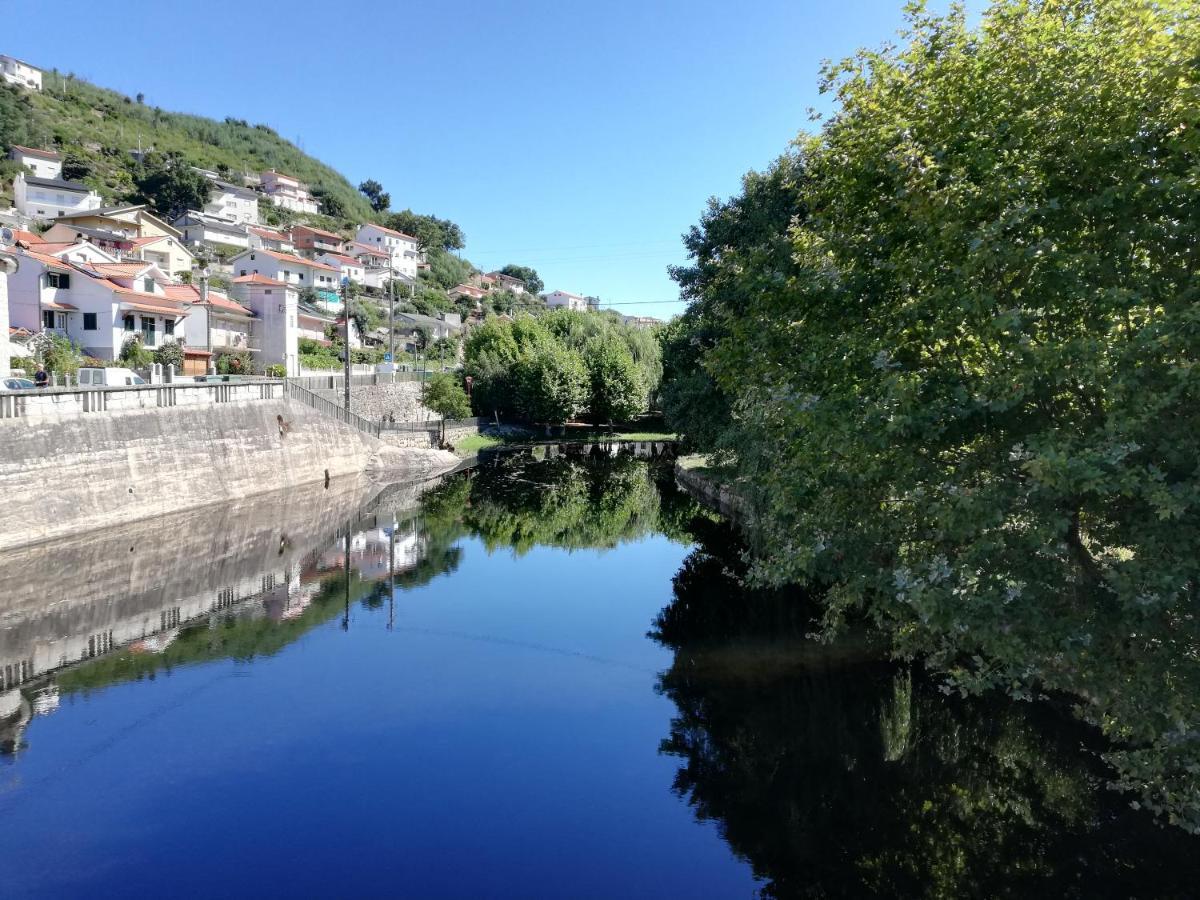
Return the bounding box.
[2,377,35,391]
[77,367,146,388]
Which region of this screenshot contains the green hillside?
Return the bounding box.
[0,71,374,223]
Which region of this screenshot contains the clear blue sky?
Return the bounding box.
[7,0,970,317]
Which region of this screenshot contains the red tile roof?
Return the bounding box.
[232,273,288,287]
[248,226,289,241]
[319,253,363,268]
[360,224,418,241]
[10,145,61,159]
[292,224,343,241]
[247,248,337,271]
[18,247,74,271]
[42,299,77,311]
[161,283,253,316]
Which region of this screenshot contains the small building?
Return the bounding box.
[229,248,340,304]
[291,224,344,256]
[354,224,421,280]
[448,283,487,301]
[203,180,260,225]
[394,311,461,350]
[13,173,103,221]
[247,225,294,253]
[8,146,61,180]
[622,315,663,329]
[0,56,42,91]
[487,271,526,294]
[543,289,588,312]
[259,170,319,215]
[169,283,257,359]
[173,211,251,253]
[314,252,365,285]
[47,204,194,276]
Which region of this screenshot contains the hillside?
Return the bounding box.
[0,71,374,222]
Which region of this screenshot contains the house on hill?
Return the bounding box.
[203,180,260,225]
[8,146,61,180]
[13,173,102,222]
[354,224,420,280]
[229,248,340,306]
[0,56,41,91]
[47,204,194,277]
[543,290,588,312]
[291,224,343,257]
[259,170,319,215]
[173,210,250,253]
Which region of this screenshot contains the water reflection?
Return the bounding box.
[0,455,1196,896]
[652,522,1199,897]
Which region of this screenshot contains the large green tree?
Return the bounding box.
[664,0,1200,831]
[132,151,210,219]
[499,264,543,294]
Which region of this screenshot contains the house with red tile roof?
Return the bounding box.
[7,247,188,360]
[247,225,294,253]
[314,252,365,285]
[354,223,421,280]
[172,282,258,359]
[228,247,340,303]
[291,224,344,256]
[259,170,319,215]
[8,146,61,180]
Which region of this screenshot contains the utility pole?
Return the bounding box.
[341,277,351,410]
[387,255,395,376]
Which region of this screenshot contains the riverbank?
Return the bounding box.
[0,381,458,552]
[673,455,748,523]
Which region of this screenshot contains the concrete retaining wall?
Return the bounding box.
[0,389,457,552]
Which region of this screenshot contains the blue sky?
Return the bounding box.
[7,0,971,317]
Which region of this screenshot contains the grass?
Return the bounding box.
[454,433,504,455]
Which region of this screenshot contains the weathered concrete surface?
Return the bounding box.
[674,458,749,523]
[315,382,432,423]
[0,471,452,686]
[0,397,458,552]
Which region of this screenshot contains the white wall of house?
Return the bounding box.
[13,174,103,221]
[179,220,250,251]
[544,290,588,311]
[204,186,259,225]
[314,254,365,284]
[355,225,420,280]
[230,251,336,294]
[10,149,61,180]
[0,57,41,91]
[232,281,301,376]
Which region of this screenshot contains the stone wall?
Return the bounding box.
[314,382,434,425]
[0,393,458,552]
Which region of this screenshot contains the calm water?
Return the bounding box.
[0,452,1195,897]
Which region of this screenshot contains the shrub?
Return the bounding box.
[153,339,184,371]
[215,348,253,375]
[119,334,153,368]
[264,363,287,378]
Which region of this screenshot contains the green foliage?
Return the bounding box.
[586,334,646,424]
[313,186,347,219]
[515,342,588,425]
[8,73,375,219]
[119,334,153,368]
[423,248,475,290]
[264,363,287,377]
[215,348,252,375]
[385,210,465,252]
[663,0,1200,831]
[132,151,212,219]
[358,178,390,213]
[498,264,543,294]
[152,339,184,370]
[422,373,473,424]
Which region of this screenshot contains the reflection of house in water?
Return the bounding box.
[311,521,428,584]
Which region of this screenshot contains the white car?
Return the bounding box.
[77,367,147,388]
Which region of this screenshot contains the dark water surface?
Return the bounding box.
[0,453,1195,897]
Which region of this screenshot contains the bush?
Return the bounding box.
[264,363,287,378]
[215,348,252,375]
[119,334,153,368]
[153,340,184,370]
[299,353,340,371]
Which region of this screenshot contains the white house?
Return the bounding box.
[314,252,364,285]
[173,211,251,252]
[230,273,340,376]
[229,248,340,303]
[259,170,319,215]
[543,290,588,311]
[8,248,187,360]
[0,56,42,91]
[169,283,257,358]
[488,271,526,294]
[343,241,395,289]
[13,173,103,221]
[9,146,61,180]
[354,224,420,280]
[247,225,294,253]
[203,180,260,224]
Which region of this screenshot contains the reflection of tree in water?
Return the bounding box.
[422,454,673,555]
[654,524,1198,898]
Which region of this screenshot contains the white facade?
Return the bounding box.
[8,252,186,360]
[204,181,260,224]
[9,147,61,180]
[354,224,420,280]
[314,253,365,284]
[247,226,294,253]
[259,170,319,215]
[174,211,251,251]
[230,276,340,376]
[13,173,103,221]
[0,56,41,91]
[544,290,588,312]
[229,248,339,295]
[0,250,16,376]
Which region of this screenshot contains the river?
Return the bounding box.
[0,452,1195,897]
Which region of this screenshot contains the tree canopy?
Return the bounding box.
[499,264,544,294]
[659,0,1200,832]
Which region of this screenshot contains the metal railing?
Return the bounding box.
[288,370,439,391]
[283,380,381,437]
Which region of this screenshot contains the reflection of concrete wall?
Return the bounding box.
[0,475,380,686]
[0,397,433,552]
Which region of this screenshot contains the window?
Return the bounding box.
[164,319,175,337]
[143,277,155,293]
[123,314,134,332]
[240,270,247,277]
[141,316,156,345]
[83,312,97,330]
[47,271,70,289]
[42,310,55,329]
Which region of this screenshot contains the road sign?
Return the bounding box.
[383,352,392,363]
